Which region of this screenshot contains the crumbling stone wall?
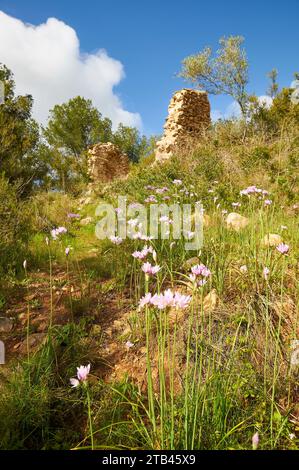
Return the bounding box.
[88,142,129,183]
[155,89,211,162]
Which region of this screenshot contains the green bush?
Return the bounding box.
[0,176,31,275]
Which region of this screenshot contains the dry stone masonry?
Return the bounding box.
[88,142,129,183]
[155,89,211,162]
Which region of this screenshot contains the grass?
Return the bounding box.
[0,125,298,450]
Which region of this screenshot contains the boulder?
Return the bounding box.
[262,233,283,247]
[226,212,249,232]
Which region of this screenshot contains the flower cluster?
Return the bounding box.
[240,185,269,196]
[70,364,90,388]
[109,235,123,245]
[132,245,155,260]
[142,262,161,276]
[189,263,211,287]
[276,243,289,254]
[139,289,191,310]
[51,226,67,240]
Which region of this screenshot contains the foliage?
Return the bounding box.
[0,64,46,195]
[0,175,31,275]
[179,36,249,116]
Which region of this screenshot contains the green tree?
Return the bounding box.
[112,124,149,163]
[267,69,279,98]
[0,64,45,194]
[179,36,249,116]
[44,96,113,188]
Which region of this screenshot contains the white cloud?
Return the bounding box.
[0,11,141,129]
[211,101,241,121]
[212,96,273,121]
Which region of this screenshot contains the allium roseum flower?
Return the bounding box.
[252,432,259,450]
[51,226,67,240]
[276,243,289,254]
[109,235,123,245]
[65,247,70,256]
[185,231,195,240]
[132,245,153,260]
[139,289,190,310]
[128,218,139,227]
[264,199,272,206]
[189,264,211,287]
[67,212,80,219]
[173,179,182,186]
[263,267,270,280]
[142,262,161,276]
[125,341,134,349]
[145,195,157,203]
[139,293,152,308]
[232,202,241,207]
[70,364,90,388]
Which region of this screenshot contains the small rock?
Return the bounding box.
[0,317,14,333]
[203,289,219,313]
[183,257,200,270]
[19,333,47,354]
[80,216,93,226]
[226,212,249,232]
[262,233,283,247]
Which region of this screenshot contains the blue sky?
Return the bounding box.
[0,0,298,135]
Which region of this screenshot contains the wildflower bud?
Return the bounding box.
[23,260,27,270]
[252,432,259,450]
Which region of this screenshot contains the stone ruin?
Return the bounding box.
[155,89,211,162]
[87,142,129,183]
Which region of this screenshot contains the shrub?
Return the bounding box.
[0,176,31,275]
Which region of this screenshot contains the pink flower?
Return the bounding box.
[190,264,211,287]
[109,235,123,245]
[191,264,211,278]
[125,341,134,349]
[139,293,152,308]
[70,364,90,387]
[173,292,191,309]
[264,199,272,206]
[185,231,195,240]
[132,245,153,260]
[67,212,80,219]
[51,226,67,240]
[263,267,270,280]
[240,265,248,274]
[145,195,157,203]
[65,247,70,256]
[252,432,259,450]
[139,289,191,310]
[173,179,182,186]
[276,243,289,254]
[142,262,161,276]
